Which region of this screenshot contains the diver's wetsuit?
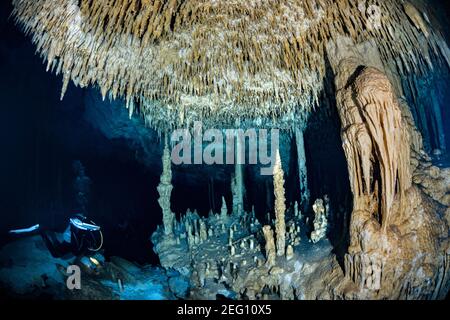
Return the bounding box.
[39,227,77,258]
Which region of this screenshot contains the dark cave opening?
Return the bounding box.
[402,58,450,157]
[171,164,232,218]
[303,65,353,266]
[81,152,161,265]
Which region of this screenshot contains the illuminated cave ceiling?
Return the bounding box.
[11,0,450,131]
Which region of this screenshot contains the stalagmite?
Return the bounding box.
[262,225,276,268]
[310,199,327,244]
[294,201,299,217]
[199,220,208,242]
[295,127,309,209]
[187,225,194,249]
[273,149,286,257]
[157,138,175,237]
[249,238,255,250]
[220,196,228,220]
[286,245,294,261]
[194,233,200,245]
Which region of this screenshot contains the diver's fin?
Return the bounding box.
[8,224,40,235]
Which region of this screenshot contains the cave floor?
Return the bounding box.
[0,236,189,300]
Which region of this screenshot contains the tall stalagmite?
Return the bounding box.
[157,138,175,237]
[273,149,286,257]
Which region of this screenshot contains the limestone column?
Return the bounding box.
[232,130,245,215]
[295,126,309,210]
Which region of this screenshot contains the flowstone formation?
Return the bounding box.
[321,36,450,299]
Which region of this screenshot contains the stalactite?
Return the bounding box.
[11,0,450,132]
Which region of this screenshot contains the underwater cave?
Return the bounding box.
[0,0,450,302]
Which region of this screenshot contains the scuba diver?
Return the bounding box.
[8,214,103,259]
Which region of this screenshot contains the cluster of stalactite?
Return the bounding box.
[11,0,450,131]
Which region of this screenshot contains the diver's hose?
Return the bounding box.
[88,230,103,252]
